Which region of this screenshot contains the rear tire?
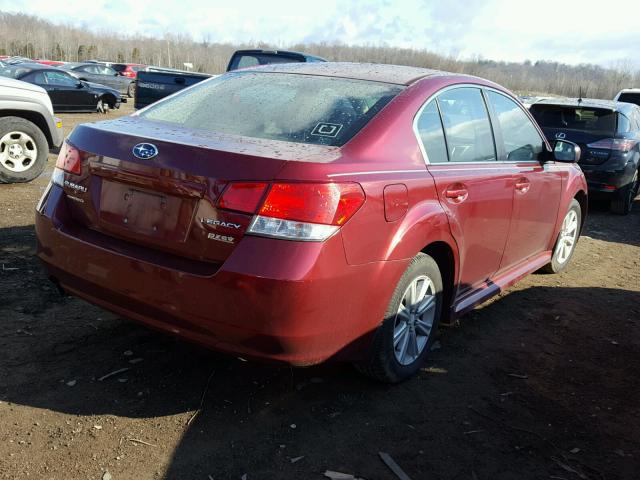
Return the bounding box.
[610,170,638,215]
[356,253,443,383]
[541,199,581,274]
[127,82,135,98]
[0,116,49,184]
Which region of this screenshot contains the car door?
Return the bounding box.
[97,65,122,91]
[484,90,563,269]
[76,65,102,85]
[416,86,514,296]
[45,71,93,111]
[21,71,67,111]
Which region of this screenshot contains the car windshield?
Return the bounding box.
[139,72,403,147]
[531,105,616,135]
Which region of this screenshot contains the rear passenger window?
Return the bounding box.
[487,91,544,161]
[416,100,448,163]
[437,88,496,162]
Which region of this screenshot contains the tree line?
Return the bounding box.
[1,11,638,99]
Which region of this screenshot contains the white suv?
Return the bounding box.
[0,76,64,183]
[614,88,640,107]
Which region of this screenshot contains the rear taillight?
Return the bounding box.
[52,141,87,188]
[218,182,366,241]
[587,138,637,152]
[259,183,365,225]
[55,141,83,174]
[217,182,268,213]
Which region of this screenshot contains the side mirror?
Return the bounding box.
[552,139,581,163]
[76,81,84,89]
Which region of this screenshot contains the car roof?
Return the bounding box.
[61,62,92,69]
[239,62,452,86]
[532,97,637,114]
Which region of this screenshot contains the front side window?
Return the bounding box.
[487,91,544,161]
[139,72,403,147]
[45,71,77,87]
[437,87,496,162]
[416,100,448,163]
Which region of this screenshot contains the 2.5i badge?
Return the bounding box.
[207,233,235,244]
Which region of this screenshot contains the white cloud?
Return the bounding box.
[1,0,639,67]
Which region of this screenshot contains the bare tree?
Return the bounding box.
[1,11,638,98]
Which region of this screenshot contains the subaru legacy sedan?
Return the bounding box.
[36,63,587,382]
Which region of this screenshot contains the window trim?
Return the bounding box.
[484,89,547,163]
[413,83,547,165]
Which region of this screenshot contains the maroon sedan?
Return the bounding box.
[36,63,587,382]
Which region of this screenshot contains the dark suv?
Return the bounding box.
[531,98,640,214]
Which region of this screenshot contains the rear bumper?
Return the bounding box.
[581,161,637,193]
[35,185,406,365]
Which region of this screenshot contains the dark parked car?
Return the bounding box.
[0,64,121,113]
[36,63,587,382]
[226,49,326,71]
[531,98,640,214]
[60,62,135,97]
[134,49,326,109]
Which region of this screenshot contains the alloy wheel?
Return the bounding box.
[393,275,437,366]
[0,131,38,173]
[556,209,579,264]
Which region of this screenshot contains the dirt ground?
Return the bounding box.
[0,103,639,480]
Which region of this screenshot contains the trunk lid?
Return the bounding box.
[64,117,339,267]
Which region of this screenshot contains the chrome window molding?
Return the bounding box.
[412,83,545,166]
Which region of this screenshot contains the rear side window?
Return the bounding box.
[140,72,403,147]
[437,87,496,162]
[416,100,448,163]
[486,91,544,161]
[530,105,616,135]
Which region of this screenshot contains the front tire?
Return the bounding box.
[356,253,443,383]
[0,117,49,184]
[541,199,581,274]
[611,170,638,215]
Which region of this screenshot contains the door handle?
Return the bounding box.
[515,177,531,194]
[445,184,469,203]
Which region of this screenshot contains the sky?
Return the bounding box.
[2,0,639,68]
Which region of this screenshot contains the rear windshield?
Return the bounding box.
[617,92,640,106]
[0,66,30,79]
[229,54,303,71]
[530,105,616,135]
[111,64,126,72]
[139,72,403,147]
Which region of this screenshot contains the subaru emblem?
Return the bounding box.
[132,143,158,159]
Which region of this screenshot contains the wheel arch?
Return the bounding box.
[0,110,53,147]
[573,189,588,233]
[421,240,457,326]
[100,93,118,107]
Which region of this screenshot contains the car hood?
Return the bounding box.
[0,76,48,95]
